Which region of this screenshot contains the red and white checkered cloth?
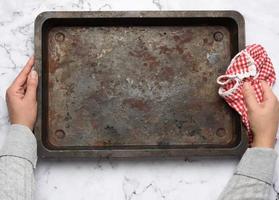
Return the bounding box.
[217,44,276,144]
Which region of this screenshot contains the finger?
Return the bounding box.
[12,56,34,87]
[243,82,258,110]
[24,70,38,102]
[261,80,275,101]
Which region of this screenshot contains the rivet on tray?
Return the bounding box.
[216,128,226,137]
[213,31,224,42]
[55,129,66,139]
[55,32,65,42]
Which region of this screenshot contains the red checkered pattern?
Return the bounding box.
[217,44,276,144]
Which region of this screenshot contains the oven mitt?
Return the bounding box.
[216,44,276,144]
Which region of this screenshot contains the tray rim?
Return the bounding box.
[34,10,248,159]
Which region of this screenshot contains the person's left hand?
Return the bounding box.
[6,56,38,130]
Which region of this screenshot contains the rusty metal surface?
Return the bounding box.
[34,11,248,158]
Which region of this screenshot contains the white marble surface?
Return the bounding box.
[0,0,279,199]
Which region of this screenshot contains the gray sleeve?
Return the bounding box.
[218,147,278,200]
[0,124,37,200]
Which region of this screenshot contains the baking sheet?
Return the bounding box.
[34,11,248,158]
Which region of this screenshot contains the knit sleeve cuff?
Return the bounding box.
[235,147,277,184]
[0,124,37,168]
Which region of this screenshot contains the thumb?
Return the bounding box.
[261,80,274,102]
[24,70,38,102]
[243,82,258,111]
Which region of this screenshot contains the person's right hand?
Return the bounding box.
[243,81,279,148]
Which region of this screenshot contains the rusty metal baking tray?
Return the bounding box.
[34,11,248,158]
